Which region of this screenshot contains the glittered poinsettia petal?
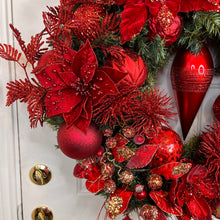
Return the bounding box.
[150,162,192,180]
[120,3,148,43]
[99,66,127,84]
[36,64,66,91]
[91,69,119,106]
[108,188,133,219]
[186,165,208,184]
[74,98,92,133]
[45,89,82,117]
[72,40,98,83]
[58,71,78,86]
[86,166,105,193]
[126,144,158,169]
[149,190,183,216]
[63,102,83,125]
[186,194,212,218]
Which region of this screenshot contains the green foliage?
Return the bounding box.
[182,135,199,159]
[44,117,64,130]
[178,11,220,54]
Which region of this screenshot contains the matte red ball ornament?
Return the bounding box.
[171,46,214,139]
[149,127,183,168]
[57,122,103,160]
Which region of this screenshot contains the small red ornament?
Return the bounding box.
[133,184,147,200]
[104,179,116,194]
[105,49,148,88]
[68,3,106,41]
[57,122,103,160]
[133,134,145,145]
[213,95,220,121]
[147,174,163,190]
[171,46,214,139]
[96,146,105,158]
[101,162,115,178]
[149,127,183,168]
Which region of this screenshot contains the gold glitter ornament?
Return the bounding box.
[157,4,174,30]
[122,126,136,139]
[147,174,163,190]
[140,205,159,220]
[107,195,123,219]
[106,137,117,149]
[119,170,134,185]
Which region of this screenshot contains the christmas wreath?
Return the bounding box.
[0,0,220,219]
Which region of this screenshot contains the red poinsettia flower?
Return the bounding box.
[174,165,220,220]
[34,40,126,132]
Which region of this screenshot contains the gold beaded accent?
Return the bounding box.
[119,170,134,185]
[107,195,123,219]
[116,147,135,160]
[157,4,174,30]
[141,205,159,220]
[172,163,191,176]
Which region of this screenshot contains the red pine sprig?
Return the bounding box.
[0,44,22,62]
[200,121,220,182]
[6,78,46,127]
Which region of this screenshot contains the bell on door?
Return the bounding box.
[29,164,52,185]
[32,206,53,220]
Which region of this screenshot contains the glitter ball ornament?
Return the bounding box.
[103,128,113,137]
[70,3,106,41]
[119,170,134,185]
[140,205,163,220]
[122,126,136,139]
[213,95,220,121]
[57,122,103,160]
[133,184,147,200]
[106,137,117,149]
[104,179,116,194]
[149,127,183,168]
[147,174,163,190]
[101,162,115,178]
[171,46,214,139]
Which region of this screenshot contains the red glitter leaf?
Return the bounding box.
[126,144,158,169]
[120,2,148,43]
[0,44,22,62]
[149,190,183,216]
[150,162,192,180]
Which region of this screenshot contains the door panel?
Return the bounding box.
[0,0,219,219]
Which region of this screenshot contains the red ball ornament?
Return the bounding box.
[149,127,183,168]
[171,46,214,139]
[133,184,147,200]
[105,49,148,88]
[148,15,183,47]
[213,95,220,121]
[70,3,106,42]
[57,122,103,160]
[133,134,145,145]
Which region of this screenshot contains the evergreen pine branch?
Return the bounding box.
[44,117,64,130]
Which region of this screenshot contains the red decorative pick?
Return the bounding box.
[171,46,214,139]
[150,162,192,180]
[126,144,158,169]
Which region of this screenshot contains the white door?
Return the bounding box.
[0,0,219,220]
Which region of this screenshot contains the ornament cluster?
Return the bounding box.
[0,0,220,219]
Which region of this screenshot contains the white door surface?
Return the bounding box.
[0,0,219,220]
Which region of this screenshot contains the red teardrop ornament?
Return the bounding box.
[171,46,214,139]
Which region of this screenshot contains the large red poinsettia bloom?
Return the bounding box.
[34,41,125,132]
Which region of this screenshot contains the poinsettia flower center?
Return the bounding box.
[71,77,100,97]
